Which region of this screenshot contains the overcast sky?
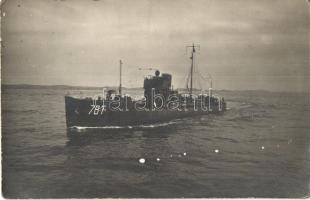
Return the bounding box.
[1,0,309,92]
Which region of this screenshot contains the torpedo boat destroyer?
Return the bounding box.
[65,45,226,128]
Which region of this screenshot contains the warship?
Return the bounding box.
[65,45,226,128]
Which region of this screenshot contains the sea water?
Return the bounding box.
[2,88,310,198]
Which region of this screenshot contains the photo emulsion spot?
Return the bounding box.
[1,0,309,198]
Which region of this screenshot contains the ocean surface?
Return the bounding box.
[2,88,310,198]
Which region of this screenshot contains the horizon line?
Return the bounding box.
[1,83,308,94]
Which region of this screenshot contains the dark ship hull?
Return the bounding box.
[65,95,225,128]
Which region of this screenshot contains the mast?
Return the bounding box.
[190,44,195,97]
[119,60,122,96]
[186,43,199,97]
[210,76,213,97]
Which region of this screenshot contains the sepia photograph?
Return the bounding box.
[1,0,309,198]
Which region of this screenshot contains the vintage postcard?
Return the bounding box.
[1,0,309,198]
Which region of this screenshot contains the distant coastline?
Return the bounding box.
[2,84,308,94]
[1,84,142,91]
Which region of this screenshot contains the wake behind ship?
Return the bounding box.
[65,45,226,128]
